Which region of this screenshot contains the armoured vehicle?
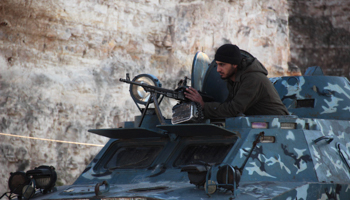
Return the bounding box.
[4,51,350,200]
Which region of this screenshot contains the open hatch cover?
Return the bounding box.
[157,124,240,137]
[88,128,166,139]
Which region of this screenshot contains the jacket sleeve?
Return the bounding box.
[203,72,266,118]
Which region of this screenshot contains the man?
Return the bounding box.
[185,44,289,119]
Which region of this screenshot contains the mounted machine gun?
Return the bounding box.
[120,73,207,125]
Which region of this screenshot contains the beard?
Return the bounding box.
[219,64,237,80]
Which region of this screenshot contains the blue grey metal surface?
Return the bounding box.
[26,53,350,200]
[304,66,324,76]
[157,123,239,137]
[273,75,350,120]
[88,128,166,139]
[191,51,211,92]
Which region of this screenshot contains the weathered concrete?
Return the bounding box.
[288,0,350,77]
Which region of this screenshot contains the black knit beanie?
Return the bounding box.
[215,44,242,65]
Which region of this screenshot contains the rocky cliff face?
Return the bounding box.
[0,0,304,193]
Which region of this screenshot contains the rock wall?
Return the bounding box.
[1,0,293,193]
[288,0,350,77]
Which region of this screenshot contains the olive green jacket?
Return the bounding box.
[203,56,289,119]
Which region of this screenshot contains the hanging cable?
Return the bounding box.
[0,132,104,147]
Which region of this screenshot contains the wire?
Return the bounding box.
[0,132,104,147]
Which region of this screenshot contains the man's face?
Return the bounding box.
[216,61,238,80]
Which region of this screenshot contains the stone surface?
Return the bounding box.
[0,0,346,193]
[288,0,350,77]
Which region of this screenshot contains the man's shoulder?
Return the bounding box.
[241,70,268,81]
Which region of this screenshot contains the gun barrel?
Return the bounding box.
[120,78,186,101]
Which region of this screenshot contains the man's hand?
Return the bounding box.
[185,87,204,107]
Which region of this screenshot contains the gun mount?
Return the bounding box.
[120,73,206,125]
[7,52,350,200]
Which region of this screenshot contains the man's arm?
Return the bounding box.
[203,73,266,118]
[184,80,261,119]
[184,73,269,119]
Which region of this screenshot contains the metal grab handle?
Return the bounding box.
[95,181,109,196]
[239,131,264,172]
[336,143,350,172]
[313,136,333,144]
